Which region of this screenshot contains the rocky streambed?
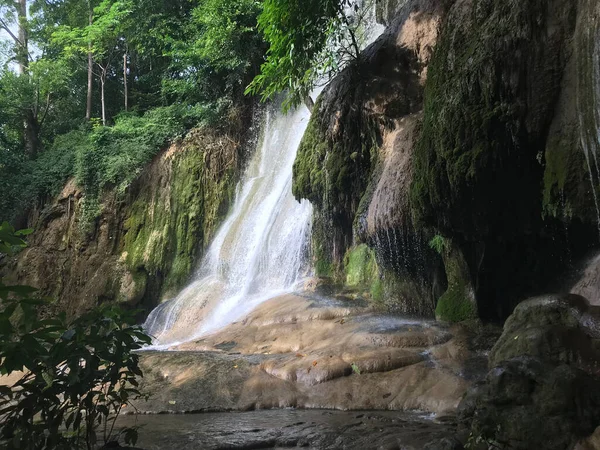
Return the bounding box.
[134,293,495,415]
[118,292,499,448]
[123,292,600,449]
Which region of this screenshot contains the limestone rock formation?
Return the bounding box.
[292,0,446,315]
[1,130,241,316]
[572,253,600,305]
[459,356,600,450]
[295,0,600,321]
[136,294,491,415]
[489,294,600,370]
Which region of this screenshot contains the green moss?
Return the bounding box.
[435,282,477,323]
[410,0,574,239]
[344,244,378,287]
[542,14,600,225]
[123,137,237,301]
[293,86,380,271]
[292,112,328,204]
[370,278,384,303]
[436,241,478,322]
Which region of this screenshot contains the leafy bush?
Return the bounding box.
[0,102,220,224]
[0,224,151,449]
[429,234,449,255]
[76,105,204,197]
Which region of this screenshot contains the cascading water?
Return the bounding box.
[144,104,313,347]
[578,0,600,235]
[144,0,384,348]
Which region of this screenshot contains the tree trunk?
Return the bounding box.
[100,68,107,126]
[17,0,38,157]
[86,5,93,120]
[123,52,128,111]
[24,109,40,157]
[16,0,28,74]
[86,52,93,120]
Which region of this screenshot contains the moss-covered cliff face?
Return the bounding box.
[411,0,600,320]
[543,0,600,225]
[294,0,446,316]
[298,0,600,321]
[122,130,238,303]
[1,128,243,317]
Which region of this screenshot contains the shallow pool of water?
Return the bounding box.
[118,409,455,449]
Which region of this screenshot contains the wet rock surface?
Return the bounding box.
[118,409,456,450]
[489,294,600,371]
[572,253,600,306]
[459,294,600,450]
[136,293,492,415]
[458,357,600,450]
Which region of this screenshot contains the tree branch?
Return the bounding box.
[38,93,51,128]
[0,17,23,47]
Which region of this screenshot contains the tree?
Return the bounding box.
[246,0,370,110]
[0,0,41,155]
[53,0,131,125]
[0,0,29,72]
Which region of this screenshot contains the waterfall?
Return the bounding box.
[144,1,385,348]
[144,104,313,347]
[578,1,600,234]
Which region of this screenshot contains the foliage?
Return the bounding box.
[428,235,448,255]
[247,0,372,110]
[162,0,264,107]
[0,225,151,449]
[0,103,220,224]
[465,425,508,450]
[53,0,132,60]
[0,221,31,255]
[0,0,266,223]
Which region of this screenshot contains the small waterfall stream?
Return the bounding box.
[578,2,600,234]
[144,1,384,348]
[144,105,313,346]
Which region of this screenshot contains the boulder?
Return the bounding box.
[458,294,600,450]
[458,356,600,450]
[489,294,600,372]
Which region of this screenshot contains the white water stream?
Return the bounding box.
[578,2,600,235]
[144,105,313,347]
[144,2,384,348]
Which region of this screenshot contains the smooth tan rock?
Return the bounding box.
[137,293,483,415]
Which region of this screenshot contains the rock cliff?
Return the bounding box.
[1,128,244,316]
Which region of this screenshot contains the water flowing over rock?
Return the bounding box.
[576,0,600,233]
[144,105,313,346]
[137,293,492,415]
[292,0,446,315]
[572,253,600,305]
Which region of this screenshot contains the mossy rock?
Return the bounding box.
[489,294,600,369]
[409,0,585,320]
[344,244,378,287]
[123,134,238,303]
[458,356,600,450]
[435,283,477,323]
[434,240,478,322]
